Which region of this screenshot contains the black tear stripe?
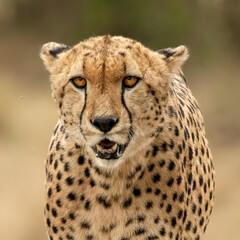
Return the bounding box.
[79,87,87,140]
[121,86,134,145]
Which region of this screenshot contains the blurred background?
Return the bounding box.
[0,0,239,239]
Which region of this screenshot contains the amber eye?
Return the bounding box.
[123,76,139,88]
[71,77,87,89]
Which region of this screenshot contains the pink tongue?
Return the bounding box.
[100,139,115,148]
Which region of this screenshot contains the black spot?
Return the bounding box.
[162,193,167,200]
[96,195,111,208]
[179,192,184,202]
[56,141,61,151]
[199,175,203,186]
[57,171,62,180]
[166,204,172,213]
[189,146,193,160]
[192,180,196,190]
[90,179,96,187]
[147,235,159,240]
[161,142,168,152]
[66,176,74,185]
[66,234,74,240]
[119,52,126,57]
[81,221,91,229]
[75,143,80,148]
[167,177,174,187]
[201,145,205,156]
[178,209,183,219]
[155,188,160,195]
[125,218,133,226]
[64,162,70,172]
[145,201,153,209]
[169,139,174,149]
[137,215,145,222]
[192,203,197,214]
[188,173,193,185]
[205,202,209,212]
[159,159,166,168]
[52,225,58,233]
[148,163,155,172]
[123,197,132,208]
[173,192,178,201]
[61,218,67,224]
[175,126,179,136]
[86,235,94,240]
[67,192,76,201]
[54,160,58,170]
[46,203,50,211]
[182,210,187,223]
[199,217,204,226]
[47,188,52,198]
[100,182,110,190]
[168,161,175,171]
[159,227,166,236]
[177,176,182,185]
[85,200,91,210]
[152,173,161,183]
[146,187,152,193]
[152,146,159,156]
[85,168,90,177]
[185,221,192,231]
[171,217,177,227]
[133,188,141,197]
[49,154,53,165]
[135,227,146,235]
[138,170,145,179]
[78,156,85,165]
[168,106,174,117]
[154,216,160,224]
[198,194,203,204]
[69,212,75,220]
[56,199,62,207]
[46,218,51,227]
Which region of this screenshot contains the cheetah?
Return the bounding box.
[40,35,215,240]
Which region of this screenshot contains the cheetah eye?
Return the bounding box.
[123,76,139,88]
[71,76,87,89]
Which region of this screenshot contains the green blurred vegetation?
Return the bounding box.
[0,1,240,240]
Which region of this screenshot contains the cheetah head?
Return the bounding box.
[40,36,188,168]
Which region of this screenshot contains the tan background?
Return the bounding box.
[0,0,240,239]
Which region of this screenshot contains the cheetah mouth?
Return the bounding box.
[92,139,126,160]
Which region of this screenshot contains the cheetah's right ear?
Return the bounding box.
[40,42,71,71]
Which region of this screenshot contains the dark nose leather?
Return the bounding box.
[91,116,118,132]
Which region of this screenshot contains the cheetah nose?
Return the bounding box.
[91,116,119,133]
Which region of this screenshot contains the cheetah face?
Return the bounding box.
[40,36,188,168]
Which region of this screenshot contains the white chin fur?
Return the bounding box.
[95,157,124,168]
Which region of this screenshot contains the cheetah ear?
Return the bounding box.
[40,42,71,71]
[158,45,189,72]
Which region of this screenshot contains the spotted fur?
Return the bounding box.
[40,35,215,240]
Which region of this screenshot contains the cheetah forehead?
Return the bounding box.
[40,35,189,93]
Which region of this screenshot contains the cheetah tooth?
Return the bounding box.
[112,143,117,151]
[96,144,103,152]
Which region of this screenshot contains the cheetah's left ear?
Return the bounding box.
[158,45,189,72]
[40,42,71,71]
